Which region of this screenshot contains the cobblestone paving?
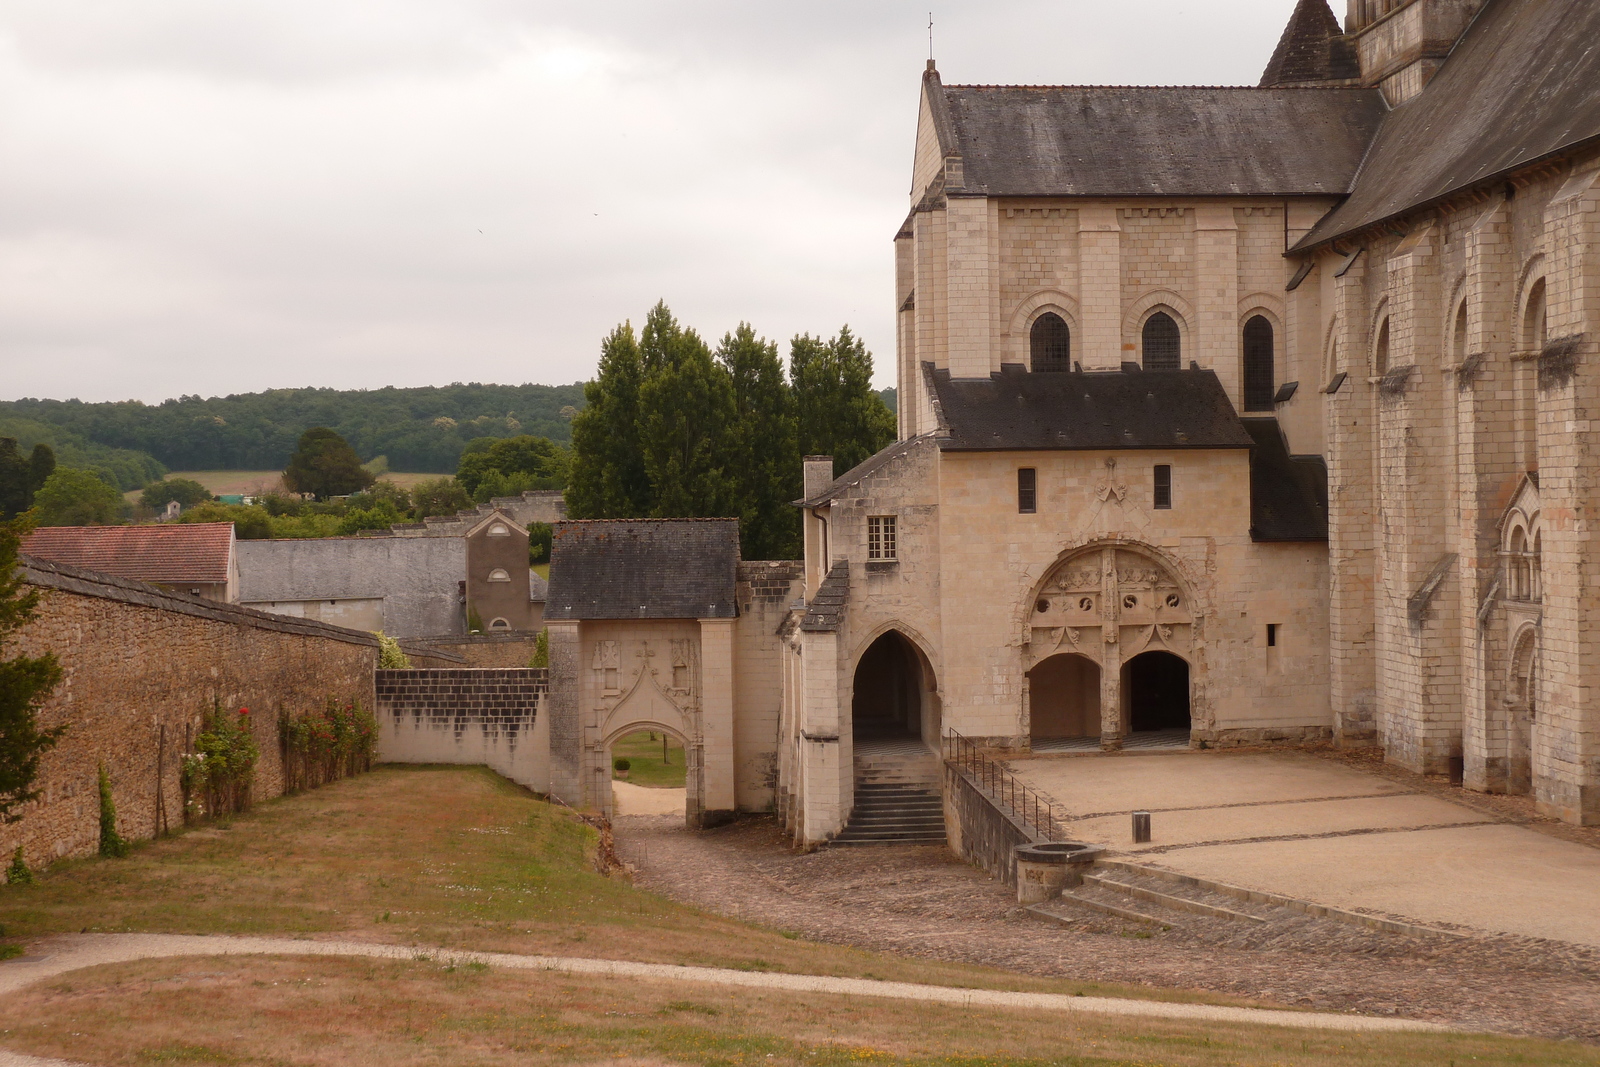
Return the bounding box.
[613,812,1600,1041]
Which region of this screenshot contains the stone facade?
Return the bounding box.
[7,557,376,870]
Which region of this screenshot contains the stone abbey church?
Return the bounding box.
[532,0,1600,844]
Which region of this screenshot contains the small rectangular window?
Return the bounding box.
[1017,468,1037,514]
[867,515,897,561]
[1153,465,1172,509]
[1266,623,1278,647]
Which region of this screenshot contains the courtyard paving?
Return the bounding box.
[1004,749,1600,947]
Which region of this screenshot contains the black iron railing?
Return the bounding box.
[942,728,1065,843]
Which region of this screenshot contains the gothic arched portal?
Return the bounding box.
[851,630,932,742]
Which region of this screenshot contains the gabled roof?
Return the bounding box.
[798,435,932,508]
[544,519,740,621]
[924,363,1255,452]
[22,523,235,585]
[1258,0,1360,88]
[933,77,1385,198]
[1299,0,1600,249]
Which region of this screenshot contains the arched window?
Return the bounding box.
[1373,318,1390,375]
[488,523,510,537]
[1142,312,1180,370]
[1453,302,1468,362]
[487,568,511,583]
[1531,531,1542,602]
[1030,313,1071,372]
[1523,278,1547,352]
[489,617,511,630]
[1242,316,1275,410]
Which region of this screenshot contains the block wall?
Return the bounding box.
[376,668,548,791]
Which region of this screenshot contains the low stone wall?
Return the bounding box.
[393,640,467,669]
[943,764,1035,887]
[404,633,541,669]
[376,668,548,791]
[9,556,378,870]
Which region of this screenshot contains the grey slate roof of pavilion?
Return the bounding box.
[936,81,1386,198]
[1298,0,1600,249]
[925,364,1256,452]
[544,518,740,621]
[1257,0,1360,88]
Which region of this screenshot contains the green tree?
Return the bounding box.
[456,435,570,499]
[0,441,57,521]
[0,520,67,824]
[790,326,896,475]
[567,322,651,519]
[98,763,128,857]
[140,477,213,511]
[177,502,273,540]
[29,468,126,526]
[718,323,800,559]
[636,303,736,518]
[410,477,470,520]
[528,522,553,564]
[281,428,375,501]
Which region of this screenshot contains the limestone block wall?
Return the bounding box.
[8,557,377,870]
[375,668,548,791]
[734,561,804,812]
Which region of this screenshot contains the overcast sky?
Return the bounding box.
[0,1,1302,403]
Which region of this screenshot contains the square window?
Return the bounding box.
[1153,465,1172,509]
[1017,468,1037,514]
[868,515,897,561]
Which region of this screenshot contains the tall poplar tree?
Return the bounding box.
[790,326,897,475]
[718,323,800,560]
[636,303,736,519]
[566,323,651,518]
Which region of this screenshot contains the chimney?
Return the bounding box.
[803,456,835,502]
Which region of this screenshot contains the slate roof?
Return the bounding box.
[800,560,850,633]
[22,522,234,585]
[936,79,1385,198]
[1299,0,1600,248]
[1244,419,1329,542]
[925,363,1255,452]
[798,435,931,508]
[543,519,740,621]
[1258,0,1360,88]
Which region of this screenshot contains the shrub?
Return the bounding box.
[529,628,549,669]
[98,763,128,857]
[613,758,630,773]
[181,702,259,823]
[280,697,378,794]
[7,846,32,885]
[375,631,411,669]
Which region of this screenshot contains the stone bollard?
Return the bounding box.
[1014,842,1105,904]
[1132,810,1152,843]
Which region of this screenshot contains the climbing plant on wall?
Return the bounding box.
[0,519,66,824]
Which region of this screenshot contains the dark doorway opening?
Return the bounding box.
[852,631,923,740]
[1124,651,1190,732]
[1028,654,1100,740]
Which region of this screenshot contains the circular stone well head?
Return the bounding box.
[1014,841,1103,865]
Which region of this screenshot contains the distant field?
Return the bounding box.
[135,470,439,499]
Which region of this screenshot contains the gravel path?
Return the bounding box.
[611,812,1600,1041]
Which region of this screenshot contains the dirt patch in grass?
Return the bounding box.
[612,731,687,789]
[0,766,1235,1006]
[1,954,1594,1067]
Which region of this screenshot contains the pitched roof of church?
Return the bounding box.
[544,518,739,621]
[1299,0,1600,248]
[934,81,1386,198]
[1258,0,1360,88]
[924,363,1255,452]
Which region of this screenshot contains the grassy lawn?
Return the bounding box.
[0,766,1589,1066]
[612,729,687,787]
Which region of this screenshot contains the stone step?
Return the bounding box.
[1080,872,1266,924]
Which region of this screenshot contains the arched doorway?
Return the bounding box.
[1508,628,1539,796]
[1123,651,1190,734]
[602,721,694,823]
[852,631,931,742]
[1028,653,1100,742]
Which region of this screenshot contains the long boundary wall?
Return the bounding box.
[8,556,378,870]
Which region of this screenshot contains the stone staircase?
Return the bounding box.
[831,737,947,846]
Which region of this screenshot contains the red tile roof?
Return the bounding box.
[22,523,235,585]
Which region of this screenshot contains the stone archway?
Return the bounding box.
[851,630,937,743]
[602,719,691,822]
[1123,651,1191,733]
[1027,653,1100,741]
[1025,542,1200,749]
[1507,627,1539,796]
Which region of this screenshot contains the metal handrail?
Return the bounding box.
[942,728,1065,843]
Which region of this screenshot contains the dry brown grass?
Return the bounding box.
[0,766,1230,1002]
[0,954,1595,1067]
